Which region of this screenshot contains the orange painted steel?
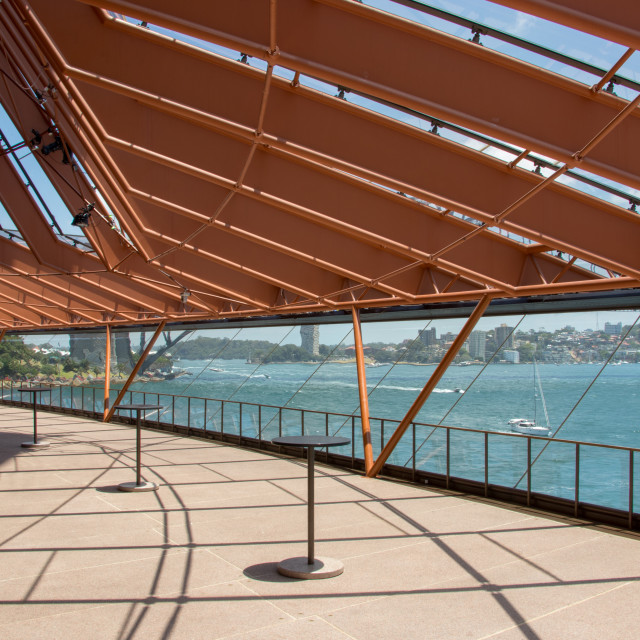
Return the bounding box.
[104,321,166,422]
[0,0,637,332]
[103,324,111,421]
[37,12,640,278]
[367,294,493,478]
[73,0,640,191]
[493,0,640,51]
[592,48,635,94]
[352,307,373,473]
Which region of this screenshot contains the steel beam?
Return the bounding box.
[493,0,640,51]
[104,320,166,422]
[68,0,640,189]
[103,324,111,420]
[352,306,373,473]
[367,294,493,477]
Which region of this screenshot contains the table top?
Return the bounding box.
[113,403,163,411]
[272,435,351,448]
[18,386,52,393]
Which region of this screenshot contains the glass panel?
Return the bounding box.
[579,445,631,511]
[449,428,485,484]
[414,425,447,477]
[528,440,576,502]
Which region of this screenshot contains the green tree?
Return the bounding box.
[0,337,46,378]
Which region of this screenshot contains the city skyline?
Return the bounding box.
[19,309,640,351]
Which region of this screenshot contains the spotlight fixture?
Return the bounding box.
[180,290,191,304]
[41,135,63,156]
[71,202,95,228]
[469,27,484,45]
[30,129,42,149]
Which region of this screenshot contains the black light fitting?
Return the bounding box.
[71,202,95,228]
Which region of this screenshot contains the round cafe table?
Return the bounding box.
[113,403,163,492]
[272,435,350,579]
[18,386,52,449]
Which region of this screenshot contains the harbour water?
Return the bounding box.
[122,359,640,513]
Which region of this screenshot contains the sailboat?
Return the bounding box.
[508,359,551,436]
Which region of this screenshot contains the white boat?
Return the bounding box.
[509,419,550,436]
[508,359,551,436]
[209,367,224,372]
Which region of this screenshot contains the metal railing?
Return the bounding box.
[1,380,637,530]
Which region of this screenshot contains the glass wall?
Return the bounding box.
[2,308,639,513]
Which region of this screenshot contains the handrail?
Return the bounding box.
[2,379,637,452]
[1,379,636,529]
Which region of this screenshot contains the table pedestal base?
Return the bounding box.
[277,556,344,580]
[118,481,158,492]
[21,440,51,449]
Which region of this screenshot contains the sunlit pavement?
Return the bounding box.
[1,404,639,640]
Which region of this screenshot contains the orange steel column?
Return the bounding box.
[104,321,166,422]
[0,329,6,342]
[103,324,111,421]
[367,294,492,478]
[352,307,373,473]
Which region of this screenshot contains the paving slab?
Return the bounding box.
[1,405,639,640]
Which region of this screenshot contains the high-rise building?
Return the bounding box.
[604,322,622,335]
[300,325,320,355]
[495,324,514,349]
[468,330,486,361]
[419,327,437,346]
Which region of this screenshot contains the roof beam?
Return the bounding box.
[492,0,640,51]
[67,0,640,190]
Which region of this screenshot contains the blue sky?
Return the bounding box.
[24,308,639,350]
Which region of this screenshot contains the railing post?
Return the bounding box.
[484,431,489,498]
[351,416,355,468]
[172,395,175,430]
[204,399,208,432]
[381,419,384,452]
[446,427,450,490]
[221,401,225,435]
[301,410,305,436]
[325,412,329,457]
[240,403,243,438]
[278,407,282,437]
[527,437,532,507]
[258,405,262,445]
[187,396,191,434]
[629,450,634,530]
[575,443,580,518]
[412,422,416,482]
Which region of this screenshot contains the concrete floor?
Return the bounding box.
[1,404,639,640]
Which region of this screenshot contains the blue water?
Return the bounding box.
[122,360,640,513]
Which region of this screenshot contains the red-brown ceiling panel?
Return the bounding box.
[68,0,640,189]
